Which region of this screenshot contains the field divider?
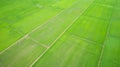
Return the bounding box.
[28,36,48,48]
[97,2,116,67]
[0,9,65,55]
[71,34,102,46]
[29,0,96,66]
[0,34,27,55]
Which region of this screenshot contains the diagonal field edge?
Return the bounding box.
[28,36,48,48]
[71,34,103,46]
[0,10,65,55]
[29,0,96,67]
[97,2,116,67]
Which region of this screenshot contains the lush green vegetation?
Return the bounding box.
[0,0,120,67]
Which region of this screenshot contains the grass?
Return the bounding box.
[0,0,120,67]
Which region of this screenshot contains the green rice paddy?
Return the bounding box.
[0,0,120,67]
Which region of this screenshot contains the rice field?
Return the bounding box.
[0,0,120,67]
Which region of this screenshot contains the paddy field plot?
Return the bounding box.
[0,0,120,67]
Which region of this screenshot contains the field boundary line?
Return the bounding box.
[28,37,48,48]
[97,16,112,67]
[71,34,102,45]
[0,10,65,55]
[97,3,116,67]
[29,0,95,66]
